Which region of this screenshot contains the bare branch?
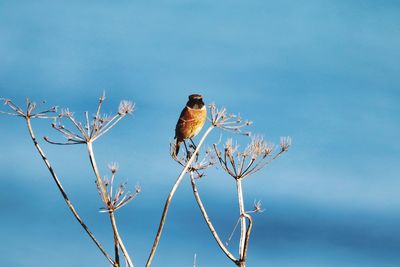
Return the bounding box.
[189,172,239,264]
[44,136,84,145]
[90,92,106,137]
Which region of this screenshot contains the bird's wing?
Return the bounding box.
[175,107,195,139]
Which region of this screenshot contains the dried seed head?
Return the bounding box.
[135,183,141,193]
[60,108,74,117]
[252,136,266,153]
[253,200,265,213]
[28,101,37,111]
[244,135,267,159]
[98,113,111,123]
[224,138,238,157]
[118,100,134,115]
[100,91,106,101]
[108,162,119,174]
[264,143,275,157]
[280,136,292,151]
[103,176,110,187]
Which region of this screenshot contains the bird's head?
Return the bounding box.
[187,94,205,109]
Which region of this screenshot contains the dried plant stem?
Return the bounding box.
[87,142,133,267]
[25,118,115,265]
[110,213,120,266]
[87,142,109,204]
[189,172,239,264]
[242,212,253,262]
[236,179,246,263]
[146,125,214,267]
[236,179,253,267]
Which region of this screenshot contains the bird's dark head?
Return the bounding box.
[187,94,205,109]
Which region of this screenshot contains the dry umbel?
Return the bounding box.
[1,95,138,267]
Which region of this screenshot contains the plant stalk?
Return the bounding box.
[87,142,133,267]
[189,172,239,264]
[25,118,115,265]
[145,125,214,267]
[236,178,246,267]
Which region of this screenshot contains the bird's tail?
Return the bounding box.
[174,139,182,157]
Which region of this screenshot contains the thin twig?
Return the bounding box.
[43,136,84,145]
[90,92,105,137]
[244,150,285,178]
[92,115,124,141]
[85,111,90,136]
[67,115,87,138]
[189,172,239,264]
[226,217,241,247]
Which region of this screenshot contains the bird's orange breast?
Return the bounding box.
[175,106,207,141]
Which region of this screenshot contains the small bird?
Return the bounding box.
[174,94,207,156]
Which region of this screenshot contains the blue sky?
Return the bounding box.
[1,1,399,266]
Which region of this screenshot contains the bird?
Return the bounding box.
[174,94,207,157]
